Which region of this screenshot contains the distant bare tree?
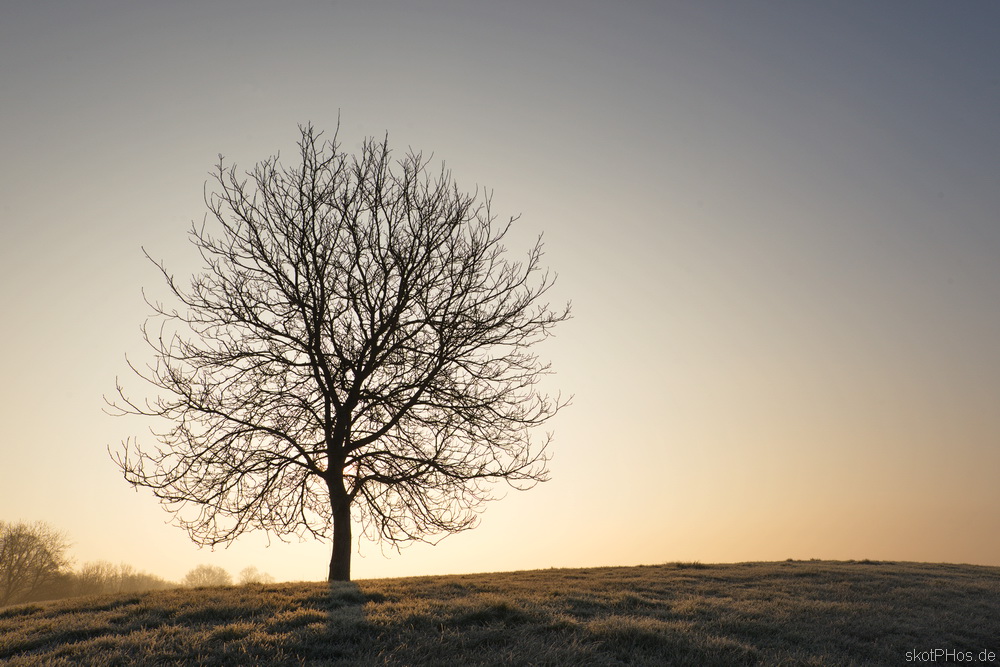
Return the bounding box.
[182,564,232,588]
[75,560,119,596]
[114,563,138,593]
[0,521,70,605]
[238,566,275,585]
[110,124,570,581]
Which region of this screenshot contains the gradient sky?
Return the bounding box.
[2,1,998,584]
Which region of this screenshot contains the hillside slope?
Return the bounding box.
[2,560,998,665]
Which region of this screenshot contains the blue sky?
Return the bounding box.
[1,1,998,582]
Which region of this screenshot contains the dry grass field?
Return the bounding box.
[1,560,998,665]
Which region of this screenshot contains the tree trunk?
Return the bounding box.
[328,492,352,581]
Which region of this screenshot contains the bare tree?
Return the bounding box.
[0,521,70,606]
[75,560,119,596]
[183,564,232,588]
[110,124,570,581]
[238,566,275,585]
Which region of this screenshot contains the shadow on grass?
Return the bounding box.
[259,581,370,664]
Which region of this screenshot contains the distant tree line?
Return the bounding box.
[0,520,174,605]
[64,560,174,599]
[1,520,273,607]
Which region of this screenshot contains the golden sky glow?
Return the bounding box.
[1,1,998,582]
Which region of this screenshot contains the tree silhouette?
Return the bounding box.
[182,564,232,588]
[238,566,275,585]
[110,124,570,581]
[74,560,119,596]
[0,521,70,605]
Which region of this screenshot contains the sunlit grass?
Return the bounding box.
[1,560,997,665]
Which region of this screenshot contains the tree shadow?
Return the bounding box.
[325,580,367,624]
[285,581,370,664]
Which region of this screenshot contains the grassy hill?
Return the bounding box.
[1,560,997,665]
